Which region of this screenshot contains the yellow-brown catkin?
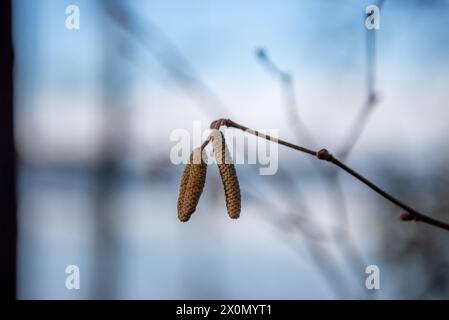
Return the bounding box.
[177,148,207,222]
[210,130,241,219]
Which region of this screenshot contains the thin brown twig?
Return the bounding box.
[212,118,449,232]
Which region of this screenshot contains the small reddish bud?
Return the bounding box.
[316,149,332,161]
[400,212,415,221]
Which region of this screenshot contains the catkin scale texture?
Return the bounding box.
[177,148,207,222]
[210,130,241,219]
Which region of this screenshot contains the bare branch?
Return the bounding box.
[212,118,449,232]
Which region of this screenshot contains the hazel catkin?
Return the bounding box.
[177,148,207,222]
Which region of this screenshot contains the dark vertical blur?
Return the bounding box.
[90,0,129,299]
[0,0,16,300]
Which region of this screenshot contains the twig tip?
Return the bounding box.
[255,48,267,60]
[210,118,231,130]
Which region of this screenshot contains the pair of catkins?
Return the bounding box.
[177,130,241,222]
